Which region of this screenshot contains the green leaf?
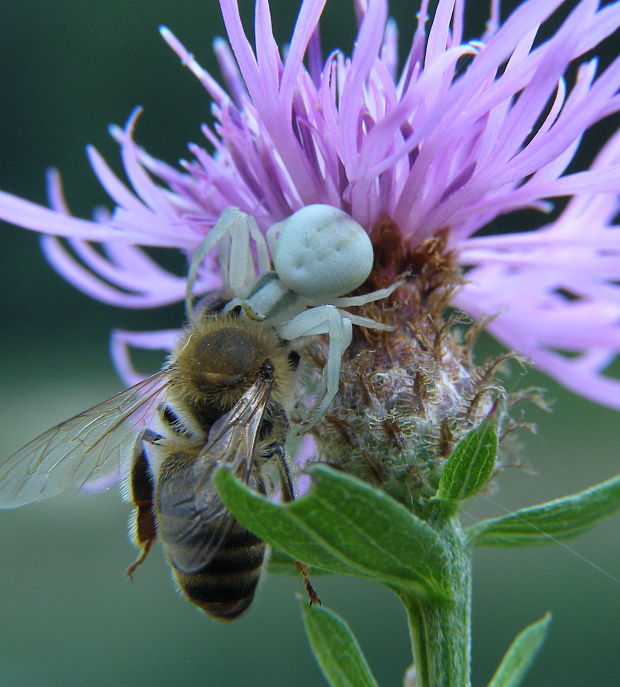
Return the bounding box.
[437,418,497,502]
[487,613,551,687]
[301,603,379,687]
[468,473,620,547]
[215,464,447,599]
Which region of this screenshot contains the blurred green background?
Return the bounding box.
[0,1,618,685]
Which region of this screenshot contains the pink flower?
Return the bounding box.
[0,0,619,407]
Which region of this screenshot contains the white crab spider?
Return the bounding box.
[186,204,402,423]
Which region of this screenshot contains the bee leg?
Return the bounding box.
[295,560,321,606]
[126,535,155,579]
[126,443,158,579]
[271,444,321,607]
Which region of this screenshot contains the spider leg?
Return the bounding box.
[319,278,405,308]
[279,305,352,424]
[185,208,269,320]
[336,310,394,331]
[223,212,270,294]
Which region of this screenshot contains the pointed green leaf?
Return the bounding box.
[487,613,551,687]
[437,418,497,502]
[215,464,447,599]
[301,603,379,687]
[468,474,620,547]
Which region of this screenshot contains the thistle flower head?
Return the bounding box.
[1,0,619,493]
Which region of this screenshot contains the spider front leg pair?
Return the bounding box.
[185,207,269,320]
[185,204,404,422]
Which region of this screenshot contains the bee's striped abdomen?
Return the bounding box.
[172,521,266,620]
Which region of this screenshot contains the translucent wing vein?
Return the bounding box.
[0,370,171,508]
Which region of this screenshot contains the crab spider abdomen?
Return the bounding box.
[272,205,374,300]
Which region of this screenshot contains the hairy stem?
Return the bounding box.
[400,519,471,687]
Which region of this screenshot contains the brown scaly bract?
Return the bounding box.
[301,220,541,512]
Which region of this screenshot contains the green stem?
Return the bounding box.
[400,518,471,687]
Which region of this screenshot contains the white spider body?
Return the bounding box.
[187,204,402,423]
[270,204,374,299]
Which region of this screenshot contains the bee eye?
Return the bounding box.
[272,204,374,299]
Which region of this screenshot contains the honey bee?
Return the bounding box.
[0,305,314,620]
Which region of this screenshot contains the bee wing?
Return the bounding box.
[196,372,273,484]
[159,370,273,574]
[0,370,171,509]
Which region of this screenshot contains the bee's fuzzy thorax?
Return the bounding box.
[169,314,294,412]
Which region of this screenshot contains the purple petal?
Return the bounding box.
[110,328,181,385]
